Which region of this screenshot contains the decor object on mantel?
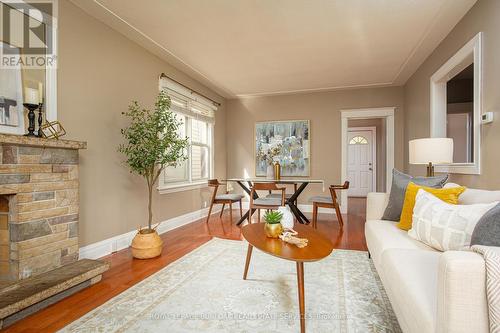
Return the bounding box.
[119,91,189,259]
[23,85,46,138]
[22,103,39,137]
[409,138,453,176]
[41,120,66,139]
[255,120,310,177]
[0,134,109,329]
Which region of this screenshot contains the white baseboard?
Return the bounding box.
[79,206,221,260]
[79,201,346,260]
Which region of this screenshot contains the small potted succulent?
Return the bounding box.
[263,210,284,238]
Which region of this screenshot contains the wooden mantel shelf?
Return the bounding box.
[0,134,86,150]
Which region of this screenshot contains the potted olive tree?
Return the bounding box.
[119,91,188,259]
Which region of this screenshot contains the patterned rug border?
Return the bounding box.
[61,237,384,332]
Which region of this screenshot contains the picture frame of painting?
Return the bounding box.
[0,42,25,135]
[255,120,310,177]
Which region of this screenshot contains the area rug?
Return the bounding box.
[60,238,401,332]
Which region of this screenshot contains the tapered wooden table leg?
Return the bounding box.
[243,244,253,280]
[296,261,305,333]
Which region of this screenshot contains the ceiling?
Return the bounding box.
[71,0,477,98]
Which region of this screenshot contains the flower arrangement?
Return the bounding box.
[256,143,283,165]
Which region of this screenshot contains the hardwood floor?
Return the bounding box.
[2,198,367,333]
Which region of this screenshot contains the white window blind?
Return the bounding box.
[158,76,217,192]
[159,77,217,123]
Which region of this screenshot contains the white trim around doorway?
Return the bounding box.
[340,107,395,213]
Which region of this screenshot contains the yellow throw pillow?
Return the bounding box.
[397,182,466,231]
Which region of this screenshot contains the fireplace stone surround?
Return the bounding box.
[0,134,108,328]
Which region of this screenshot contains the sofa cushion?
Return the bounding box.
[409,190,498,251]
[381,249,440,333]
[471,203,500,246]
[445,183,500,204]
[365,219,436,267]
[398,182,465,231]
[382,169,448,222]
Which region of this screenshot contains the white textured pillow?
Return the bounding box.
[408,189,498,251]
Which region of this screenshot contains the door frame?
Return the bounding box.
[340,107,395,213]
[347,126,377,197]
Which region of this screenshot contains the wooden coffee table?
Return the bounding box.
[242,223,334,333]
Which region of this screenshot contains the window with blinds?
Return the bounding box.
[158,76,217,192]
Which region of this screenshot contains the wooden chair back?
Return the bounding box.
[208,179,222,187]
[329,181,350,202]
[208,179,227,203]
[250,182,286,207]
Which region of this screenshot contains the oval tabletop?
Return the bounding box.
[242,223,334,262]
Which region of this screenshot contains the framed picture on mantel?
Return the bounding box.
[255,120,310,177]
[0,42,25,135]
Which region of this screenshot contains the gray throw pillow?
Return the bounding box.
[381,169,448,221]
[471,203,500,246]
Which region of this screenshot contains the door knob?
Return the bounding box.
[369,168,373,171]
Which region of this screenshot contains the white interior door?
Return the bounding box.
[347,129,375,197]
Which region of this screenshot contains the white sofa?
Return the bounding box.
[364,186,500,333]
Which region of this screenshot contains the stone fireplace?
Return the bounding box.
[0,134,108,328]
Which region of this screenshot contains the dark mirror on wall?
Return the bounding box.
[446,63,474,163]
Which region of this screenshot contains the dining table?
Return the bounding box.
[223,178,324,226]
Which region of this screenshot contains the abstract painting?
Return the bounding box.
[255,120,310,177]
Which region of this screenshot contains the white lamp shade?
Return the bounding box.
[409,138,453,165]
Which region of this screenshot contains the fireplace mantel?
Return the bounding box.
[0,135,91,282]
[0,134,108,328]
[0,134,86,150]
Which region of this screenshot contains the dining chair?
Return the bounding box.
[248,182,286,223]
[309,181,350,229]
[206,179,244,224]
[265,183,298,205]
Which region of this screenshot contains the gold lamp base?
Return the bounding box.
[426,162,435,177]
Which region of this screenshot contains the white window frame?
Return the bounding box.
[157,78,216,194]
[430,32,482,175]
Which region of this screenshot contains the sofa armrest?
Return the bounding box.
[366,192,389,220]
[437,251,488,333]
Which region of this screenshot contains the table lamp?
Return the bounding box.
[409,138,453,177]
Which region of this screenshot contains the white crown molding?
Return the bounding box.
[392,0,477,85]
[69,0,234,99]
[232,82,395,99]
[70,0,476,99]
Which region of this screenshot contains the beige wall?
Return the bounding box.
[58,1,226,246]
[404,0,500,188]
[348,118,386,192]
[226,87,404,203]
